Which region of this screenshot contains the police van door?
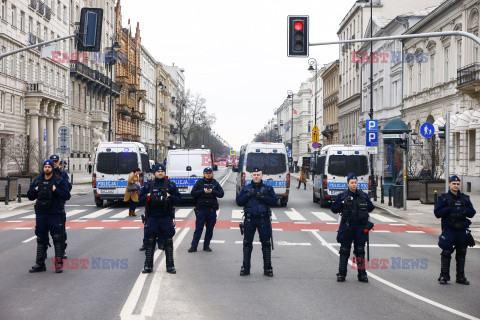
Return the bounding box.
[116,147,140,196]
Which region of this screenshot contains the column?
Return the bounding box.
[460,131,468,177]
[29,112,39,172]
[38,104,47,160]
[449,131,455,175]
[47,103,54,156]
[476,129,480,176]
[53,104,62,153]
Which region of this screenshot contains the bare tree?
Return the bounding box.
[10,135,30,175]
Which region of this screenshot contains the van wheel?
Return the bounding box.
[280,199,288,207]
[320,198,328,208]
[313,191,319,203]
[95,198,104,207]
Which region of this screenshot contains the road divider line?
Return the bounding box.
[14,227,33,230]
[310,230,480,320]
[199,240,225,244]
[85,227,104,230]
[22,236,36,243]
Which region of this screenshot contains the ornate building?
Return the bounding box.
[322,60,339,146]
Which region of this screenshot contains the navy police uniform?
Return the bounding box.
[138,164,181,274]
[189,167,225,251]
[331,173,375,282]
[27,160,71,273]
[236,169,277,277]
[434,175,476,285]
[50,155,72,258]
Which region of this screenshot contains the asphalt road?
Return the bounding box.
[1,167,479,320]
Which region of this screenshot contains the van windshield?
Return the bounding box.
[246,153,286,174]
[328,155,369,176]
[96,152,138,175]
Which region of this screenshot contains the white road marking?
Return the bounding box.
[285,208,306,221]
[175,209,192,219]
[372,230,391,233]
[80,207,114,220]
[121,227,141,230]
[14,227,33,230]
[20,214,35,219]
[102,220,118,222]
[0,210,31,219]
[272,228,283,231]
[22,236,37,243]
[271,211,277,220]
[70,220,88,223]
[323,243,400,247]
[276,241,311,246]
[408,245,438,248]
[67,209,88,218]
[235,241,261,245]
[199,240,225,244]
[310,230,480,320]
[369,213,397,223]
[232,210,244,220]
[110,210,131,219]
[294,222,311,224]
[85,227,104,230]
[406,231,424,233]
[311,211,336,222]
[6,220,23,223]
[389,223,407,226]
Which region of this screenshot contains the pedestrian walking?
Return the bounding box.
[27,160,71,273]
[331,173,375,283]
[236,168,277,277]
[297,167,307,190]
[139,164,182,274]
[88,159,93,174]
[124,168,141,217]
[188,167,225,253]
[434,175,476,285]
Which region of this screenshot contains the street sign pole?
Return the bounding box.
[445,113,450,193]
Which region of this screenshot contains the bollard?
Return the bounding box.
[17,184,21,203]
[71,174,73,185]
[388,186,392,207]
[5,185,9,205]
[381,185,384,204]
[434,190,438,205]
[373,176,378,202]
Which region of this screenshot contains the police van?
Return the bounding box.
[236,142,290,207]
[166,149,215,201]
[313,145,372,207]
[92,142,151,207]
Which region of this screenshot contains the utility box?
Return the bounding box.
[394,185,403,208]
[419,180,445,204]
[0,177,18,201]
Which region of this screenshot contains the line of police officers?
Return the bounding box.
[27,160,476,285]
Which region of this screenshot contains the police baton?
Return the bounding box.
[270,217,274,251]
[363,221,375,261]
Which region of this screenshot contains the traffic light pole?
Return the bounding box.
[445,113,450,193]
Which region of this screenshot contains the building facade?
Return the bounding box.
[155,62,170,162]
[164,63,185,149]
[140,45,156,158]
[322,60,339,146]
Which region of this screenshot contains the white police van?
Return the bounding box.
[166,149,215,201]
[92,142,151,207]
[236,142,290,207]
[313,145,372,208]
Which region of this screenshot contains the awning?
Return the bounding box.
[469,110,480,130]
[456,110,475,131]
[449,114,459,133]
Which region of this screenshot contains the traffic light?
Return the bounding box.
[398,135,409,152]
[438,125,446,139]
[288,15,309,57]
[77,8,103,52]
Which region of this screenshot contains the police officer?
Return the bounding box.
[27,160,71,273]
[139,164,181,274]
[434,175,476,285]
[50,154,72,259]
[188,167,225,252]
[236,168,277,277]
[331,173,375,283]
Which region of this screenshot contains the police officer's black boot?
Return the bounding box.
[52,233,64,274]
[139,243,146,251]
[455,245,469,285]
[262,240,273,277]
[142,237,156,273]
[240,240,252,276]
[337,245,350,282]
[165,238,176,274]
[29,237,48,273]
[438,248,453,284]
[354,246,368,283]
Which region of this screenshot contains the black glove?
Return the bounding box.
[255,192,264,200]
[248,189,257,197]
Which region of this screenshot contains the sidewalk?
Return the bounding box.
[291,172,480,244]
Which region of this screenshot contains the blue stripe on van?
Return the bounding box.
[169,177,201,187]
[327,182,369,190]
[96,181,128,188]
[245,180,287,188]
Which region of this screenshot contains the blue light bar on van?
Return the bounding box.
[256,149,260,152]
[273,150,277,153]
[123,148,130,152]
[337,151,342,154]
[355,151,359,154]
[106,148,112,152]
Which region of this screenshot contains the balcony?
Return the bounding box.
[457,63,480,98]
[29,0,37,10]
[70,62,121,96]
[45,6,51,20]
[26,82,65,104]
[131,110,142,120]
[117,104,132,116]
[91,110,109,123]
[138,112,146,121]
[28,33,37,46]
[137,89,146,99]
[37,1,45,15]
[116,75,128,86]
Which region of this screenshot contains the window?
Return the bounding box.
[10,55,15,77]
[20,11,24,31]
[327,155,369,177]
[19,56,24,80]
[418,63,422,92]
[10,94,14,113]
[308,100,311,113]
[409,65,413,94]
[20,98,24,115]
[0,47,4,73]
[457,40,462,69]
[63,5,66,22]
[430,54,435,87]
[57,1,61,17]
[1,0,5,21]
[468,130,476,161]
[28,16,32,33]
[0,92,4,112]
[11,5,16,27]
[444,47,450,82]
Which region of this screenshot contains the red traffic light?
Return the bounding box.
[294,21,304,31]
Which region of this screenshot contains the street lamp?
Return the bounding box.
[155,78,164,163]
[107,39,120,142]
[308,58,318,127]
[287,90,294,171]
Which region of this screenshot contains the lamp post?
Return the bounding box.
[155,78,164,163]
[287,90,294,171]
[107,39,120,142]
[308,58,318,127]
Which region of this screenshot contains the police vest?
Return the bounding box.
[196,179,219,210]
[37,176,58,210]
[243,184,270,217]
[445,193,468,230]
[147,180,173,212]
[342,191,369,221]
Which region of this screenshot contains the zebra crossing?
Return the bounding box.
[2,206,417,226]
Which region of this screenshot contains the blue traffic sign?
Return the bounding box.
[420,123,435,139]
[366,132,378,147]
[366,120,378,132]
[312,142,319,149]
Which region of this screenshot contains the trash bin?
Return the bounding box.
[393,185,403,208]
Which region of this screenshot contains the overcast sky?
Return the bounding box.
[120,0,354,150]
